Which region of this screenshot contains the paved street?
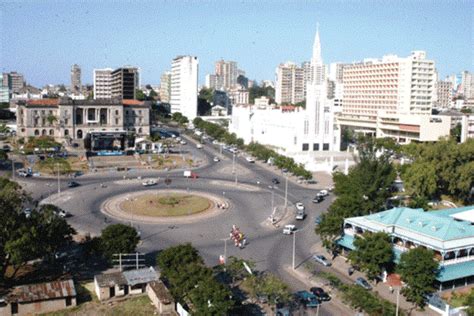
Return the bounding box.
[15,136,352,315]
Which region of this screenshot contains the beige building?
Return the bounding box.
[16,98,150,141]
[275,62,305,105]
[435,80,453,109]
[94,68,113,99]
[159,71,171,103]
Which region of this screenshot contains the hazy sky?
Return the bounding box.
[1,0,473,87]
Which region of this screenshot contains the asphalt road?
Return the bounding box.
[14,136,353,316]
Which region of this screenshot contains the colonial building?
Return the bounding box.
[338,206,474,289]
[16,98,150,141]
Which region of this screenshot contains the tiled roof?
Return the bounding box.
[362,207,474,241]
[123,99,145,106]
[26,99,59,106]
[5,279,76,303]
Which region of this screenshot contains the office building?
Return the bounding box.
[337,205,474,290]
[275,62,305,105]
[435,80,453,109]
[159,71,171,103]
[170,56,198,120]
[70,64,82,95]
[461,71,473,100]
[7,72,25,93]
[215,60,238,90]
[93,68,113,99]
[111,67,140,100]
[205,74,219,90]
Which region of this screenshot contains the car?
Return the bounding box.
[317,190,329,197]
[245,156,255,163]
[307,179,317,184]
[315,216,322,225]
[142,179,157,186]
[295,202,305,211]
[213,157,220,162]
[327,185,334,192]
[283,224,296,235]
[67,181,80,188]
[73,171,83,177]
[294,291,319,308]
[176,137,182,141]
[23,208,32,218]
[272,178,280,184]
[72,143,79,148]
[310,287,331,301]
[2,145,11,152]
[354,277,372,290]
[295,209,305,220]
[282,168,289,173]
[313,254,331,266]
[180,140,187,145]
[196,144,203,149]
[312,195,324,203]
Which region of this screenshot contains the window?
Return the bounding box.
[115,118,119,125]
[115,110,119,115]
[313,143,319,151]
[323,143,329,151]
[64,129,69,136]
[302,143,309,151]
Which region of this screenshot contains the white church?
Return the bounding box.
[229,27,342,171]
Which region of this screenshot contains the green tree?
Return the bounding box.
[100,224,140,259]
[46,114,57,125]
[402,162,438,199]
[397,247,439,307]
[136,89,146,101]
[348,232,393,280]
[465,288,474,316]
[224,256,255,283]
[189,276,234,315]
[149,89,158,99]
[450,123,462,142]
[0,150,7,162]
[199,87,214,103]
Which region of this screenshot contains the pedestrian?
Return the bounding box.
[389,286,394,294]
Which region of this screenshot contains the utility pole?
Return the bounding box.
[284,174,288,207]
[395,287,400,316]
[271,188,274,215]
[57,162,61,196]
[292,230,296,269]
[232,153,236,174]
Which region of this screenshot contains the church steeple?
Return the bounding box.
[312,23,322,65]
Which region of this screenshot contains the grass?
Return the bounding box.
[43,294,157,316]
[35,157,87,175]
[143,153,192,170]
[120,193,211,217]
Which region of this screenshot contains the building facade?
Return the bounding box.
[70,64,82,95]
[215,60,238,90]
[337,206,474,289]
[461,115,474,143]
[275,62,305,105]
[93,68,113,99]
[8,72,25,93]
[16,98,150,141]
[159,71,171,103]
[434,80,453,109]
[461,71,473,100]
[170,55,198,120]
[111,67,140,100]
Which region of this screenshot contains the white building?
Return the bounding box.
[94,68,113,99]
[337,51,450,143]
[275,62,305,105]
[461,71,473,100]
[461,115,474,143]
[230,27,340,161]
[228,86,249,106]
[170,55,199,120]
[159,71,171,103]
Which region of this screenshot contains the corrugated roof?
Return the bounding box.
[95,271,126,287]
[123,267,158,286]
[6,279,76,303]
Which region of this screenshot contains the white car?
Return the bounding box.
[317,190,329,197]
[196,144,203,149]
[295,202,305,211]
[180,140,187,145]
[283,224,296,235]
[246,156,255,163]
[213,157,220,162]
[142,179,157,186]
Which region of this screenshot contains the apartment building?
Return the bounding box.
[111,67,140,100]
[170,56,198,120]
[159,71,171,103]
[94,68,113,99]
[70,64,82,95]
[275,62,305,105]
[435,80,453,109]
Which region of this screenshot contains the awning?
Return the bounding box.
[336,234,356,250]
[437,261,474,282]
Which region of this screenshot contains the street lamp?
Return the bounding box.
[284,174,288,207]
[232,153,236,174]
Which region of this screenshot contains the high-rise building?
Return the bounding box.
[94,68,113,99]
[70,64,82,95]
[0,76,9,103]
[8,72,24,93]
[205,74,218,90]
[159,71,172,103]
[434,80,453,109]
[461,71,473,100]
[328,63,345,84]
[111,67,140,100]
[215,60,238,90]
[275,62,305,105]
[170,56,199,120]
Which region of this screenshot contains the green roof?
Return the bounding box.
[336,234,356,250]
[437,261,474,282]
[363,207,474,241]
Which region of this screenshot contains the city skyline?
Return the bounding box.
[1,0,472,87]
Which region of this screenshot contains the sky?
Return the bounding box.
[1,0,473,87]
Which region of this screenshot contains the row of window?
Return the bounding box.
[302,143,330,151]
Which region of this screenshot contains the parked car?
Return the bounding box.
[354,277,372,290]
[317,190,329,197]
[67,181,80,188]
[315,216,322,225]
[17,169,30,177]
[272,178,280,184]
[213,157,220,162]
[295,202,305,211]
[295,209,306,220]
[294,291,319,308]
[283,224,297,235]
[142,179,157,186]
[312,195,324,203]
[282,168,288,173]
[180,140,187,145]
[310,287,331,301]
[313,254,331,266]
[246,156,255,163]
[306,179,317,184]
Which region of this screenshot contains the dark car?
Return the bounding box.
[294,291,319,308]
[272,178,280,184]
[67,181,80,188]
[355,277,372,290]
[310,287,331,301]
[312,195,324,203]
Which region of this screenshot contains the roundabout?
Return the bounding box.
[101,189,230,224]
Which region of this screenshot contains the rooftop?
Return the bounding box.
[95,271,126,287]
[147,281,173,304]
[122,267,159,286]
[5,279,76,303]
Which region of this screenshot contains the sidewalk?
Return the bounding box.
[310,242,439,316]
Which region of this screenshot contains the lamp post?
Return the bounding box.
[232,153,236,174]
[284,174,288,207]
[395,287,400,316]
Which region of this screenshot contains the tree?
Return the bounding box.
[295,100,306,108]
[189,276,234,316]
[46,114,57,126]
[348,232,393,280]
[149,89,158,99]
[402,162,437,199]
[100,224,140,259]
[450,123,462,142]
[224,256,255,283]
[397,247,439,307]
[136,89,146,101]
[199,87,214,104]
[465,288,474,316]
